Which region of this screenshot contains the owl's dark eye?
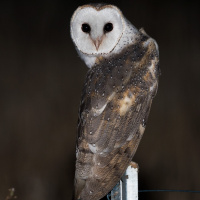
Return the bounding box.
[104,23,113,33]
[81,23,91,33]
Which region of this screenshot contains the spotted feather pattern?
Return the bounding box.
[74,29,160,200]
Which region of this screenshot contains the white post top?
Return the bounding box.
[111,162,139,200]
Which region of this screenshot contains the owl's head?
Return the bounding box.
[70,4,125,56]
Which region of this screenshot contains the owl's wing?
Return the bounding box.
[74,35,159,200]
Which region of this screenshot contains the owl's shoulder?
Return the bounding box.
[98,29,158,68]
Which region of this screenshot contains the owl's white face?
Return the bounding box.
[70,5,124,56]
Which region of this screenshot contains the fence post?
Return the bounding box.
[111,162,138,200]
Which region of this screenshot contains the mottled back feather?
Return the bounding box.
[73,29,160,200]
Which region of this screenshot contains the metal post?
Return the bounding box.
[111,162,138,200]
[111,180,122,200]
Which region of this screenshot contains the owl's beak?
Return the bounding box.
[92,37,103,51]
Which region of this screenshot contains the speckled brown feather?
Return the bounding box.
[73,29,160,200]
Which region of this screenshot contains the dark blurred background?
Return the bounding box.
[0,0,200,200]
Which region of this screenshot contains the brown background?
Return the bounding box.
[0,0,200,200]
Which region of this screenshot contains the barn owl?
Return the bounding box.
[70,3,160,200]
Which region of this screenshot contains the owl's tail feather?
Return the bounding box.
[72,177,86,200]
